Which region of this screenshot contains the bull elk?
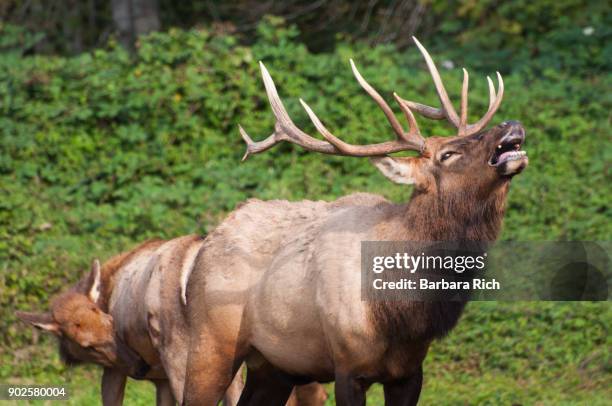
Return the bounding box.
[17,237,327,406]
[182,37,528,405]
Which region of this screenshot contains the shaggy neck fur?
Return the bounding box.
[370,181,511,346]
[403,181,509,241]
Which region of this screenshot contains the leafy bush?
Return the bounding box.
[0,18,610,402]
[428,0,611,75]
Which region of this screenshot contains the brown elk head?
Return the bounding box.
[16,260,146,374]
[239,37,527,199]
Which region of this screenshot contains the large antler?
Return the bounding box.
[238,61,424,160]
[239,37,504,160]
[395,37,504,137]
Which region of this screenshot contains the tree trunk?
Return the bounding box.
[111,0,160,52]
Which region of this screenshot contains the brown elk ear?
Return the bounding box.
[87,259,102,303]
[15,311,60,335]
[370,157,419,185]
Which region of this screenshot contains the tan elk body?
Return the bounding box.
[17,236,233,405]
[17,236,327,405]
[182,38,528,405]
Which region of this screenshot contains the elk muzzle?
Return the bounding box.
[488,121,528,176]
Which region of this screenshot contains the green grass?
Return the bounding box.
[4,302,609,405]
[5,369,155,405]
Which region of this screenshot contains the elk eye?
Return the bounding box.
[440,151,456,161]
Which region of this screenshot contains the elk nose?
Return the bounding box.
[500,120,525,144]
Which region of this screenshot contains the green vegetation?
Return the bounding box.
[1,17,610,404]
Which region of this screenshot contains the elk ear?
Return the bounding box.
[370,157,418,185]
[15,311,60,335]
[87,259,102,303]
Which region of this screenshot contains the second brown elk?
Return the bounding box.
[182,37,528,405]
[17,236,327,406]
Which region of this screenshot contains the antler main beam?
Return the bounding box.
[239,37,505,160]
[240,60,425,160]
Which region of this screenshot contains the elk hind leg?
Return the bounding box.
[154,380,176,406]
[238,364,294,406]
[287,382,328,406]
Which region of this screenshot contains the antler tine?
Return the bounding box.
[412,36,460,127]
[238,124,274,161]
[486,76,496,110]
[400,101,445,119]
[349,59,418,144]
[392,38,463,122]
[459,68,469,135]
[392,92,420,138]
[298,99,346,150]
[465,71,504,135]
[239,62,341,161]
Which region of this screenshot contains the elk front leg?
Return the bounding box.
[291,382,328,406]
[383,365,423,406]
[183,328,245,406]
[334,372,368,406]
[222,364,245,406]
[101,368,127,406]
[154,380,176,406]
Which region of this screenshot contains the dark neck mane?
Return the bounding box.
[369,182,511,346]
[402,182,510,242]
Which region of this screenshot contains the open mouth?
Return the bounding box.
[488,138,527,166]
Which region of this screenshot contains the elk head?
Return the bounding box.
[16,260,147,375]
[239,37,528,199]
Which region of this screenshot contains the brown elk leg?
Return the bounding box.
[183,331,244,406]
[101,368,127,406]
[383,366,423,406]
[154,380,176,406]
[237,364,294,406]
[285,389,299,406]
[291,382,328,406]
[334,373,367,406]
[222,364,245,406]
